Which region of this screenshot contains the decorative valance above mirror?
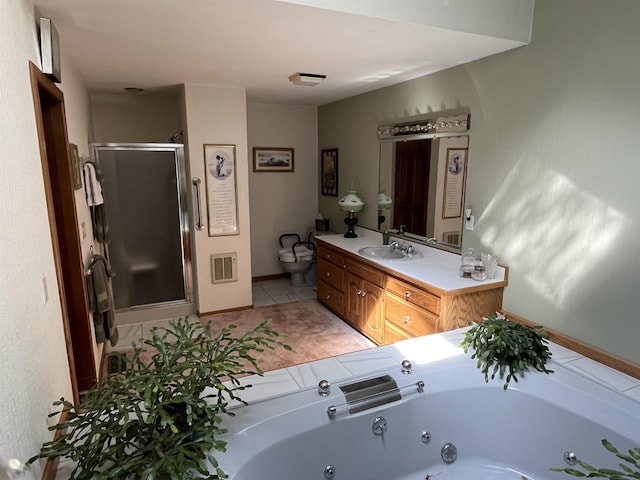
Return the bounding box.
[377,113,469,140]
[372,112,470,252]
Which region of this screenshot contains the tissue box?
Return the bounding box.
[315,219,330,231]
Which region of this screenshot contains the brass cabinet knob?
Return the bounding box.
[404,315,410,324]
[405,291,412,299]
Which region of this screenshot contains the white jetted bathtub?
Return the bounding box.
[214,332,640,480]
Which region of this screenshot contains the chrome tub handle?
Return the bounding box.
[192,177,204,231]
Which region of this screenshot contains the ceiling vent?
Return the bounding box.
[288,72,326,86]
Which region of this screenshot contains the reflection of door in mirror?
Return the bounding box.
[393,139,431,235]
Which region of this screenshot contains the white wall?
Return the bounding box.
[183,84,253,314]
[247,103,318,277]
[0,0,73,472]
[319,0,640,364]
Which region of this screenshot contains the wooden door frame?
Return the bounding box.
[29,62,97,402]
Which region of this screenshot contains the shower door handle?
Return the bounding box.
[192,177,205,231]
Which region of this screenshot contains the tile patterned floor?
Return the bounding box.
[110,278,317,352]
[251,278,317,307]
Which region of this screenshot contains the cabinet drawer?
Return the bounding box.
[386,276,440,314]
[385,292,437,338]
[345,259,384,288]
[384,320,414,345]
[317,244,345,268]
[317,280,344,315]
[317,258,344,291]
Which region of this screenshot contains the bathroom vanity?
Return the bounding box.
[316,231,507,345]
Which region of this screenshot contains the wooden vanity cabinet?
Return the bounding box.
[316,239,506,346]
[344,259,385,344]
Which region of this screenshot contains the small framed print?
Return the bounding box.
[253,147,294,172]
[203,144,239,236]
[69,143,82,190]
[321,148,338,196]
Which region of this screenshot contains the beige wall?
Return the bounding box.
[183,84,253,313]
[247,103,318,277]
[89,90,181,143]
[0,0,73,471]
[319,0,640,364]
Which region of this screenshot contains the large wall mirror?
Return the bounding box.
[367,113,470,251]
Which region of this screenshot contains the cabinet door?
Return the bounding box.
[344,272,364,330]
[361,281,384,344]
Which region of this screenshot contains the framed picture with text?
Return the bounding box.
[442,148,467,219]
[204,144,239,236]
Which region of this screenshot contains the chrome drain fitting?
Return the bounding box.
[372,416,387,435]
[324,464,335,479]
[564,451,577,466]
[421,431,431,443]
[441,442,458,463]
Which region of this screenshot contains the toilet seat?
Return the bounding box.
[278,232,317,287]
[279,245,314,263]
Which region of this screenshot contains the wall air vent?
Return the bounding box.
[211,253,238,283]
[443,232,460,246]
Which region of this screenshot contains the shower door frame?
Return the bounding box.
[90,143,194,311]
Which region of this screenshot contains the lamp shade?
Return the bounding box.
[338,190,365,213]
[377,191,393,210]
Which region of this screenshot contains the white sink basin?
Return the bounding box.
[357,246,423,261]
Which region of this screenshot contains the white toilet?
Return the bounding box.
[278,233,316,287]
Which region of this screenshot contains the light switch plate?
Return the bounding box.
[465,215,475,231]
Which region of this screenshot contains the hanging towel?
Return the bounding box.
[92,204,111,244]
[83,162,104,206]
[86,254,119,346]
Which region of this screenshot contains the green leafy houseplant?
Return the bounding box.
[28,318,291,480]
[460,312,553,390]
[550,439,640,479]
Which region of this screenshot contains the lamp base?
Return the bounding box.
[378,213,386,230]
[344,214,358,238]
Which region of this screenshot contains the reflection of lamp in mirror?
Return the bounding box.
[338,186,365,238]
[377,191,393,230]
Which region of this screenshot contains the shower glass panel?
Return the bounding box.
[91,144,192,310]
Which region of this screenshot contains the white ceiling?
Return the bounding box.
[33,0,533,106]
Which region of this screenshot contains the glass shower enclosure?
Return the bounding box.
[90,143,193,314]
